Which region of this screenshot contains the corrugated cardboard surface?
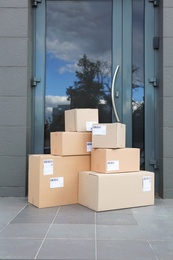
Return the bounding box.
[50,132,92,156]
[91,148,140,173]
[92,123,126,148]
[78,171,155,211]
[65,108,98,132]
[28,154,91,208]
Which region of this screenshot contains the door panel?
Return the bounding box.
[145,0,158,172]
[132,0,145,169]
[44,0,112,153]
[32,1,46,154]
[145,0,159,191]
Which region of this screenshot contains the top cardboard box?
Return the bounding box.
[65,108,98,132]
[92,123,126,148]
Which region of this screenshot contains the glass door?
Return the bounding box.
[32,0,158,188]
[44,0,113,153]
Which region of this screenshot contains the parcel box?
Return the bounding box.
[92,123,126,148]
[65,108,98,132]
[91,148,140,173]
[78,170,155,211]
[28,154,91,208]
[50,132,92,156]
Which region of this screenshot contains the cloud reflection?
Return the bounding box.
[46,1,112,67]
[45,95,70,120]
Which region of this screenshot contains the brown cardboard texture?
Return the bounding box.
[91,148,140,173]
[92,123,126,148]
[50,132,92,156]
[28,154,91,208]
[65,108,98,132]
[78,170,155,211]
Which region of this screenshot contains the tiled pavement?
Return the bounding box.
[0,197,173,259]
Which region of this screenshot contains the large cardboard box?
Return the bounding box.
[91,148,140,173]
[28,154,91,208]
[78,170,155,211]
[65,108,98,132]
[92,123,126,149]
[50,132,92,156]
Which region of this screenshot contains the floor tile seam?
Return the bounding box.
[1,236,165,242]
[33,206,61,259]
[148,239,173,242]
[130,218,173,227]
[96,238,150,241]
[134,223,173,228]
[0,197,28,201]
[127,206,173,212]
[44,238,149,241]
[44,237,96,240]
[0,203,28,233]
[95,223,138,226]
[50,223,96,226]
[0,227,4,232]
[133,219,173,242]
[95,212,97,260]
[132,212,173,217]
[0,204,28,208]
[131,209,150,240]
[129,213,173,245]
[0,198,28,202]
[148,240,159,260]
[0,237,43,240]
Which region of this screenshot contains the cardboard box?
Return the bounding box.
[65,108,98,132]
[92,123,126,148]
[28,154,91,208]
[78,170,155,211]
[91,148,140,173]
[50,132,92,156]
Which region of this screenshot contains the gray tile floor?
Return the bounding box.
[0,197,173,259]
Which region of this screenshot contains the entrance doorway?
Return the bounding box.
[32,0,158,190]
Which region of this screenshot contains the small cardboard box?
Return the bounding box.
[92,123,126,148]
[28,154,91,208]
[78,170,155,211]
[65,108,98,132]
[50,132,92,156]
[91,148,140,173]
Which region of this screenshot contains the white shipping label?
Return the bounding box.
[86,121,98,131]
[107,160,119,171]
[86,142,92,152]
[50,177,64,189]
[92,125,106,135]
[142,176,151,192]
[43,159,53,175]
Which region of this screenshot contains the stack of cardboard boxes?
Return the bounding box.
[28,108,154,210]
[78,121,154,211]
[28,108,98,208]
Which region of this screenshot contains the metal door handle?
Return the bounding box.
[111,65,120,122]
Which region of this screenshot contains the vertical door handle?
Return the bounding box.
[111,65,120,122]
